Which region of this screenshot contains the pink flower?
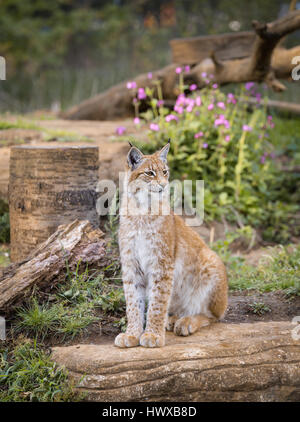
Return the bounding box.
[147,72,153,79]
[137,87,146,100]
[227,93,236,104]
[150,123,160,131]
[212,83,218,89]
[157,100,164,107]
[133,117,140,125]
[225,135,230,142]
[165,114,178,122]
[217,102,226,109]
[189,84,197,91]
[174,104,183,114]
[260,156,266,164]
[195,96,201,106]
[207,103,214,111]
[175,67,182,74]
[245,82,255,90]
[201,72,207,78]
[185,65,190,72]
[116,126,126,135]
[203,143,208,148]
[243,125,252,132]
[126,81,137,89]
[194,131,204,139]
[176,93,185,105]
[214,115,230,129]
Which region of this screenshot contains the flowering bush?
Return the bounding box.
[127,75,298,242]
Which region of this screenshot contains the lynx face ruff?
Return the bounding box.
[115,142,228,348]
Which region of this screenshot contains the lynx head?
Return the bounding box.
[126,141,170,196]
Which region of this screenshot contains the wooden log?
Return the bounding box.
[0,220,107,313]
[9,146,99,262]
[246,97,300,116]
[62,12,300,121]
[170,31,256,64]
[61,64,177,121]
[51,321,300,402]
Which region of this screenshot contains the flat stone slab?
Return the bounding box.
[51,321,300,402]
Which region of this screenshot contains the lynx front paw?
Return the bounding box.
[114,333,140,348]
[166,314,178,331]
[174,316,198,336]
[140,332,165,348]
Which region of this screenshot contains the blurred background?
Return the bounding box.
[0,0,299,113]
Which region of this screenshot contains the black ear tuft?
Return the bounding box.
[128,141,134,148]
[127,146,144,170]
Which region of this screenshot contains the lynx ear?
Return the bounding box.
[159,139,170,162]
[127,146,144,170]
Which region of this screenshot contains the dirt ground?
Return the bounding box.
[49,291,300,348]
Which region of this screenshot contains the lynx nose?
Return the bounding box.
[158,183,167,192]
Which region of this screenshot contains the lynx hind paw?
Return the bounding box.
[140,332,165,348]
[114,333,140,348]
[174,316,199,337]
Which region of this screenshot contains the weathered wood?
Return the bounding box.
[0,220,107,312]
[170,32,256,64]
[61,64,177,121]
[9,145,99,261]
[51,321,300,402]
[62,12,300,120]
[246,97,300,116]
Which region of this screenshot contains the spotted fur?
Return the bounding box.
[114,142,228,348]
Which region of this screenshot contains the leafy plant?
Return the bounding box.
[130,76,299,243]
[248,301,271,315]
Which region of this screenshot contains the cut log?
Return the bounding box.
[51,321,300,402]
[9,145,100,262]
[0,220,107,313]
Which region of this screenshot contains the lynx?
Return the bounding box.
[115,141,228,348]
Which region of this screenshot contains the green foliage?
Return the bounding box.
[135,82,299,243]
[248,301,271,315]
[0,200,10,244]
[15,259,124,340]
[0,340,79,402]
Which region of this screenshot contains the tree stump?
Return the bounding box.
[9,146,99,262]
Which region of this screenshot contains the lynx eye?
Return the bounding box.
[163,169,169,176]
[144,170,156,177]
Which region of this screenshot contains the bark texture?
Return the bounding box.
[0,220,107,312]
[51,321,300,402]
[9,146,99,261]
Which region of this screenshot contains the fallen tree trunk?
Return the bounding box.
[0,220,107,313]
[52,321,300,402]
[61,64,177,120]
[62,11,300,121]
[246,97,300,116]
